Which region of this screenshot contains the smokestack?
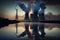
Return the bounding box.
[16,5,18,20]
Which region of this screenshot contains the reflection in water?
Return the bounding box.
[30,24,40,40]
[18,24,31,38]
[0,23,60,40]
